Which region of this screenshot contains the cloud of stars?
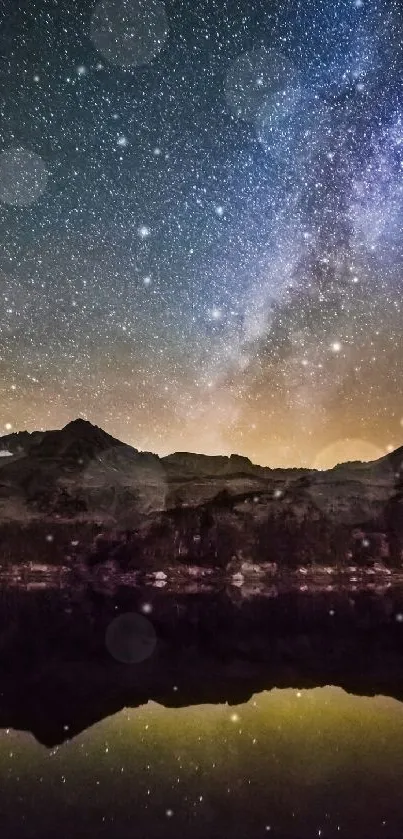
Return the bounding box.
[0,0,402,467]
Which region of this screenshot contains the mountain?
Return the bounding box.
[0,418,165,523]
[0,428,45,455]
[28,417,128,460]
[0,419,402,569]
[0,418,128,461]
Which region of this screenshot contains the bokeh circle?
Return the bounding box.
[312,439,385,472]
[105,612,157,663]
[81,446,167,524]
[0,147,48,206]
[225,47,299,124]
[306,438,396,527]
[90,0,169,68]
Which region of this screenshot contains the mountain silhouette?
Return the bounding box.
[0,419,402,570]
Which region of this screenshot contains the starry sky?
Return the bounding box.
[1,0,403,468]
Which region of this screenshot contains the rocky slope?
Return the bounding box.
[0,418,402,568]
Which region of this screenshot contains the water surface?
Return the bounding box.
[1,581,403,838]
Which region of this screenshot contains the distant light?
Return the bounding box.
[4,423,12,431]
[215,205,224,217]
[77,65,87,76]
[117,136,128,147]
[331,341,342,353]
[211,307,222,320]
[138,225,151,239]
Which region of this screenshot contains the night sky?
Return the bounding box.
[1,0,403,467]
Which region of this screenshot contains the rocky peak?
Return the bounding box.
[0,429,45,455]
[31,418,135,462]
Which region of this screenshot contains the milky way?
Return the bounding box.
[0,0,402,467]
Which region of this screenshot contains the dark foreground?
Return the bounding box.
[1,579,403,838]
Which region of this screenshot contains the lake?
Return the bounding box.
[0,580,402,838]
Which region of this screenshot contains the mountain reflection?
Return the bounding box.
[1,583,403,838]
[1,686,403,839]
[1,582,403,746]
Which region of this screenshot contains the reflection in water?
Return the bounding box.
[0,583,403,837]
[2,689,403,838]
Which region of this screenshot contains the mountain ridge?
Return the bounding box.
[0,419,402,569]
[1,416,401,472]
